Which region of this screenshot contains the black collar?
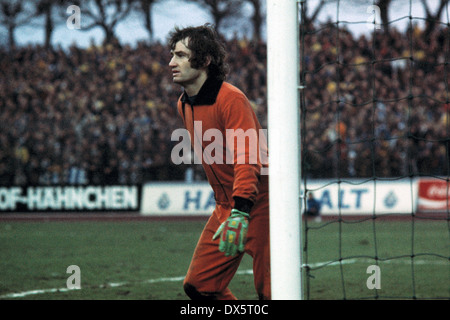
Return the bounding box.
[181,77,223,106]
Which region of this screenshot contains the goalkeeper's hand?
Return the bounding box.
[212,209,250,257]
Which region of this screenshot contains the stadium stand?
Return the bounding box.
[0,23,447,186]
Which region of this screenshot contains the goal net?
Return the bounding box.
[297,0,449,299]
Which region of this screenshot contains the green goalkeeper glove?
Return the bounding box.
[212,209,250,257]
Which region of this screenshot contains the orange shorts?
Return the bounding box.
[183,195,270,300]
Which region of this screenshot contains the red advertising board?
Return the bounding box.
[417,179,450,212]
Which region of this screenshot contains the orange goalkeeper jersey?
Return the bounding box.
[177,77,269,222]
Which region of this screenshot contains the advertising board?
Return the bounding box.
[0,185,140,212]
[141,179,418,216]
[141,182,213,216]
[303,179,417,215]
[417,178,450,212]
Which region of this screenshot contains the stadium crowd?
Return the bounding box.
[302,23,449,179]
[0,23,448,186]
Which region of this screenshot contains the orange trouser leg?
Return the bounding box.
[184,213,242,300]
[246,198,271,300]
[184,199,270,300]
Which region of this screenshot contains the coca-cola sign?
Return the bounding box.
[418,179,450,211]
[426,184,450,199]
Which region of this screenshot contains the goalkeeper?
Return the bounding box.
[168,24,270,300]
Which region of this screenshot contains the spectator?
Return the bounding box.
[306,192,322,222]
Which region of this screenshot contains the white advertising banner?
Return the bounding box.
[141,182,214,216]
[141,179,418,216]
[303,179,417,215]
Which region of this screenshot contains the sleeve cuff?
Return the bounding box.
[233,196,254,214]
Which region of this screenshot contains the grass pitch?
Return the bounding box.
[0,217,448,300]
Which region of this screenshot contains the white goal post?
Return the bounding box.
[267,0,303,299]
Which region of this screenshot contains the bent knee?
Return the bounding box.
[183,282,216,300]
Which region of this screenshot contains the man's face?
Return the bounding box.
[169,39,204,88]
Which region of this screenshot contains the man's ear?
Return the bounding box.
[204,55,212,68]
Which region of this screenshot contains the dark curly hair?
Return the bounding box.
[168,24,229,81]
